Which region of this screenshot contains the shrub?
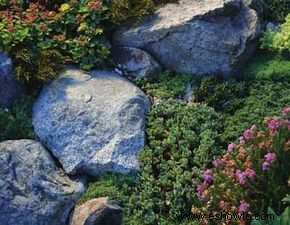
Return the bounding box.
[264,0,290,22]
[109,0,178,24]
[261,14,290,52]
[223,81,290,142]
[196,110,290,223]
[0,0,111,71]
[193,76,247,113]
[242,51,290,82]
[126,100,223,224]
[11,47,68,86]
[0,95,35,142]
[135,70,192,100]
[79,173,137,206]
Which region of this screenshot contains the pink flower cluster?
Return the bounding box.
[238,202,250,213]
[197,170,214,201]
[243,126,255,141]
[262,152,276,171]
[264,108,290,132]
[203,169,213,184]
[227,143,234,153]
[196,183,208,202]
[213,157,228,167]
[235,168,256,185]
[267,117,280,132]
[282,107,290,117]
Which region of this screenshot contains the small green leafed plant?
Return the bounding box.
[126,100,223,224]
[0,95,35,142]
[253,207,290,225]
[135,70,192,100]
[79,173,137,206]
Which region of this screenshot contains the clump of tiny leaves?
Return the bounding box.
[79,173,137,206]
[125,100,223,224]
[0,0,111,73]
[264,0,290,22]
[109,0,178,24]
[11,47,68,86]
[195,108,290,224]
[193,75,247,113]
[242,51,290,82]
[261,13,290,53]
[135,70,192,100]
[222,80,290,142]
[0,95,35,142]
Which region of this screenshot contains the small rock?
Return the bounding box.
[265,22,281,31]
[111,47,160,78]
[0,53,23,108]
[0,140,86,225]
[70,197,123,225]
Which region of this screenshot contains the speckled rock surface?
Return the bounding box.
[112,46,160,78]
[0,53,23,108]
[0,140,86,225]
[33,69,150,177]
[113,0,261,76]
[70,197,122,225]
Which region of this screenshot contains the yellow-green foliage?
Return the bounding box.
[12,48,68,85]
[261,14,290,51]
[110,0,178,24]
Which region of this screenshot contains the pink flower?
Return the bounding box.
[282,107,290,117]
[264,152,276,164]
[281,120,290,130]
[262,161,270,171]
[213,158,228,167]
[239,136,245,145]
[267,118,279,132]
[227,143,234,153]
[245,168,255,181]
[203,169,213,184]
[243,128,255,141]
[196,184,205,193]
[239,202,250,213]
[236,170,246,185]
[196,183,208,202]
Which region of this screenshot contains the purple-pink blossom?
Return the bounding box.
[238,202,250,213]
[264,152,276,164]
[281,120,290,130]
[245,168,256,181]
[267,118,280,132]
[196,183,208,202]
[262,152,276,171]
[282,107,290,117]
[236,170,246,185]
[243,128,255,141]
[239,136,245,145]
[213,158,228,167]
[262,161,270,171]
[227,143,234,153]
[203,169,213,184]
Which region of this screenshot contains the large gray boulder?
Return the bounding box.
[33,69,150,177]
[0,140,86,225]
[113,0,262,76]
[0,53,23,108]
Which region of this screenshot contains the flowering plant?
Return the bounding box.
[0,0,111,71]
[195,108,290,223]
